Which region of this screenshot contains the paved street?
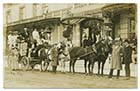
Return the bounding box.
[4,67,137,88]
[4,56,137,88]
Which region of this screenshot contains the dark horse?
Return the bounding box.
[95,39,111,75]
[68,39,111,75]
[68,46,96,74]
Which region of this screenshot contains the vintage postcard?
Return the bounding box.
[3,3,137,88]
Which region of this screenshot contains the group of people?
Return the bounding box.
[7,27,137,79]
[82,31,137,80]
[8,27,51,50]
[7,27,52,70]
[108,37,137,80]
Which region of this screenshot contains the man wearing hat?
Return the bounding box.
[8,30,18,50]
[108,37,122,79]
[122,39,132,80]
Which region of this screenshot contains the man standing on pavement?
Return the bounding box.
[50,44,59,73]
[108,37,122,79]
[122,39,132,80]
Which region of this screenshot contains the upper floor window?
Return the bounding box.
[19,6,25,20]
[42,4,48,14]
[33,4,37,17]
[6,10,11,23]
[130,18,135,33]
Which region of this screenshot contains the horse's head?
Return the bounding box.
[101,39,111,56]
[94,39,110,57]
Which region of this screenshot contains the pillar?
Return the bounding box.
[72,24,80,46]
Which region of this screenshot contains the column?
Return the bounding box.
[72,24,80,46]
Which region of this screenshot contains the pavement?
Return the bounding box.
[4,67,137,88]
[3,55,138,88]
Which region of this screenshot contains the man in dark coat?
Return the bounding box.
[122,39,132,80]
[51,45,59,73]
[21,27,32,56]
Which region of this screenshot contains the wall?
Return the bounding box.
[72,24,80,46]
[119,13,129,39]
[25,4,34,19]
[47,4,69,12]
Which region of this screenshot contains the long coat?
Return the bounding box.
[111,45,122,70]
[122,46,132,64]
[50,46,59,66]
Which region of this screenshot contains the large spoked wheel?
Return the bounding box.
[20,56,29,71]
[40,59,49,72]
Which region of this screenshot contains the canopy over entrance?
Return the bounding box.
[61,16,103,26]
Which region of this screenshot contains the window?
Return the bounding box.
[19,6,25,20]
[130,19,135,33]
[6,10,11,23]
[33,4,37,16]
[128,18,136,40]
[42,4,48,14]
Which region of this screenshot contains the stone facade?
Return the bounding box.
[3,3,137,55]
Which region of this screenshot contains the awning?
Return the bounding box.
[61,16,103,25]
[7,18,60,32]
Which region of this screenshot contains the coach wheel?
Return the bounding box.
[20,56,29,71]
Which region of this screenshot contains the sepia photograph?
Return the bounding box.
[3,3,137,88]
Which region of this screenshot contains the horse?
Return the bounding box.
[62,39,110,75]
[58,42,71,73]
[66,46,96,74]
[94,39,111,75]
[38,42,66,72]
